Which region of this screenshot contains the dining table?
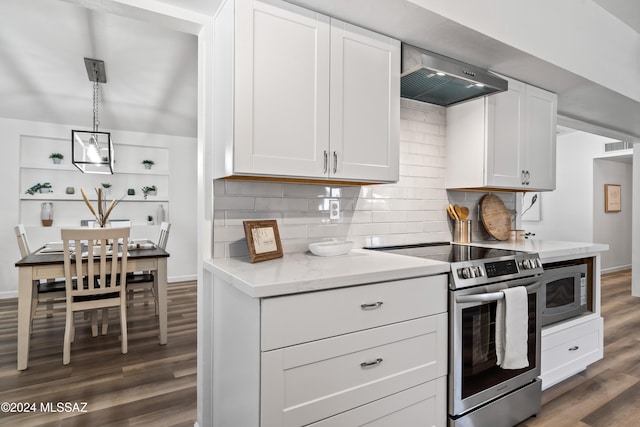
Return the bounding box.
[14,241,170,370]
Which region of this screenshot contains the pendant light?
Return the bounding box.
[71,58,114,174]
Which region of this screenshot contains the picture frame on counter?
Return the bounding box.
[604,184,621,212]
[243,219,283,263]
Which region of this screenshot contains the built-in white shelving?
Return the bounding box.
[19,135,170,227]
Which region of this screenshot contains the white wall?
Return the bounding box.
[1,117,197,298]
[523,131,604,241]
[593,158,632,271]
[523,129,630,271]
[213,100,451,256]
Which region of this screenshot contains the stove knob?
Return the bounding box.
[522,259,532,270]
[535,258,542,268]
[473,266,484,277]
[459,267,472,279]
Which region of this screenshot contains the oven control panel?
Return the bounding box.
[453,253,543,288]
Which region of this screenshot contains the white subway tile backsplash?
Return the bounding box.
[213,103,466,258]
[278,225,308,240]
[255,197,308,212]
[351,210,373,223]
[214,196,255,211]
[214,180,226,196]
[213,225,246,243]
[349,222,391,236]
[369,185,408,199]
[281,212,328,225]
[399,129,425,143]
[225,180,283,197]
[308,224,351,238]
[283,184,331,198]
[225,211,283,226]
[372,210,408,223]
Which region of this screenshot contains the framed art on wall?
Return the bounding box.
[605,184,621,212]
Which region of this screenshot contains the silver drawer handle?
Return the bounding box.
[568,346,579,351]
[360,358,383,368]
[360,301,384,310]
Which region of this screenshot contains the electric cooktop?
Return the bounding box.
[365,242,522,263]
[366,242,543,289]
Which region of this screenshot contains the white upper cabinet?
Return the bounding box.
[329,20,400,182]
[214,0,399,183]
[446,76,557,191]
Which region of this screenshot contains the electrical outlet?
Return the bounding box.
[329,199,340,220]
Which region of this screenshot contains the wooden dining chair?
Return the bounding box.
[61,227,130,365]
[127,222,171,313]
[14,224,66,329]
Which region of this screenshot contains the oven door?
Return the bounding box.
[449,277,541,418]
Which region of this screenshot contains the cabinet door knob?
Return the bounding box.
[521,170,526,185]
[525,170,531,185]
[333,151,338,174]
[568,346,579,351]
[323,150,328,174]
[360,301,384,310]
[360,358,383,368]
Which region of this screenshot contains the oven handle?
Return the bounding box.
[455,282,541,303]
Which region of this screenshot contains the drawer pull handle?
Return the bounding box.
[360,301,384,310]
[568,346,579,351]
[360,358,383,368]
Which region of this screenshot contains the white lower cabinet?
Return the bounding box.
[261,315,447,426]
[306,378,446,427]
[540,314,604,390]
[260,275,448,426]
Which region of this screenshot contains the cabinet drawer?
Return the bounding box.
[541,316,603,386]
[261,275,447,350]
[261,314,447,427]
[308,377,446,427]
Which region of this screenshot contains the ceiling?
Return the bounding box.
[0,1,198,137]
[0,0,638,140]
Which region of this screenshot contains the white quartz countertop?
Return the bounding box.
[205,249,450,298]
[459,239,609,261]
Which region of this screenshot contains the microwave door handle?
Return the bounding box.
[456,282,541,304]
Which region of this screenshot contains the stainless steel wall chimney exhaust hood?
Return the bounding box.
[401,44,508,106]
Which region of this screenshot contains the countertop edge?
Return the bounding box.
[204,250,450,298]
[456,240,609,261]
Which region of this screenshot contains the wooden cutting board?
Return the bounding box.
[480,194,511,241]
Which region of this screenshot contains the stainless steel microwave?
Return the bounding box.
[540,263,587,326]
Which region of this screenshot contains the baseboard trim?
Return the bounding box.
[602,265,631,274]
[169,274,197,283]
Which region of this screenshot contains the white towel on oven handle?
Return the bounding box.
[495,286,529,369]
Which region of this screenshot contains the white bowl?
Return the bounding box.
[308,240,354,257]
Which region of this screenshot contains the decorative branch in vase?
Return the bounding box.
[80,188,123,227]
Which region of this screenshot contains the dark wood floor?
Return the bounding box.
[0,281,196,426]
[520,269,639,427]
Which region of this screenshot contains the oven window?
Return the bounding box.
[546,277,576,308]
[461,293,537,399]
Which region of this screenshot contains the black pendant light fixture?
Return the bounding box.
[71,58,114,174]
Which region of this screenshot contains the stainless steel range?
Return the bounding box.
[368,243,544,427]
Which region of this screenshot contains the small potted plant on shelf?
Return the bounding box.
[147,215,154,225]
[25,182,52,195]
[142,159,155,170]
[49,153,64,164]
[141,185,157,199]
[101,182,112,195]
